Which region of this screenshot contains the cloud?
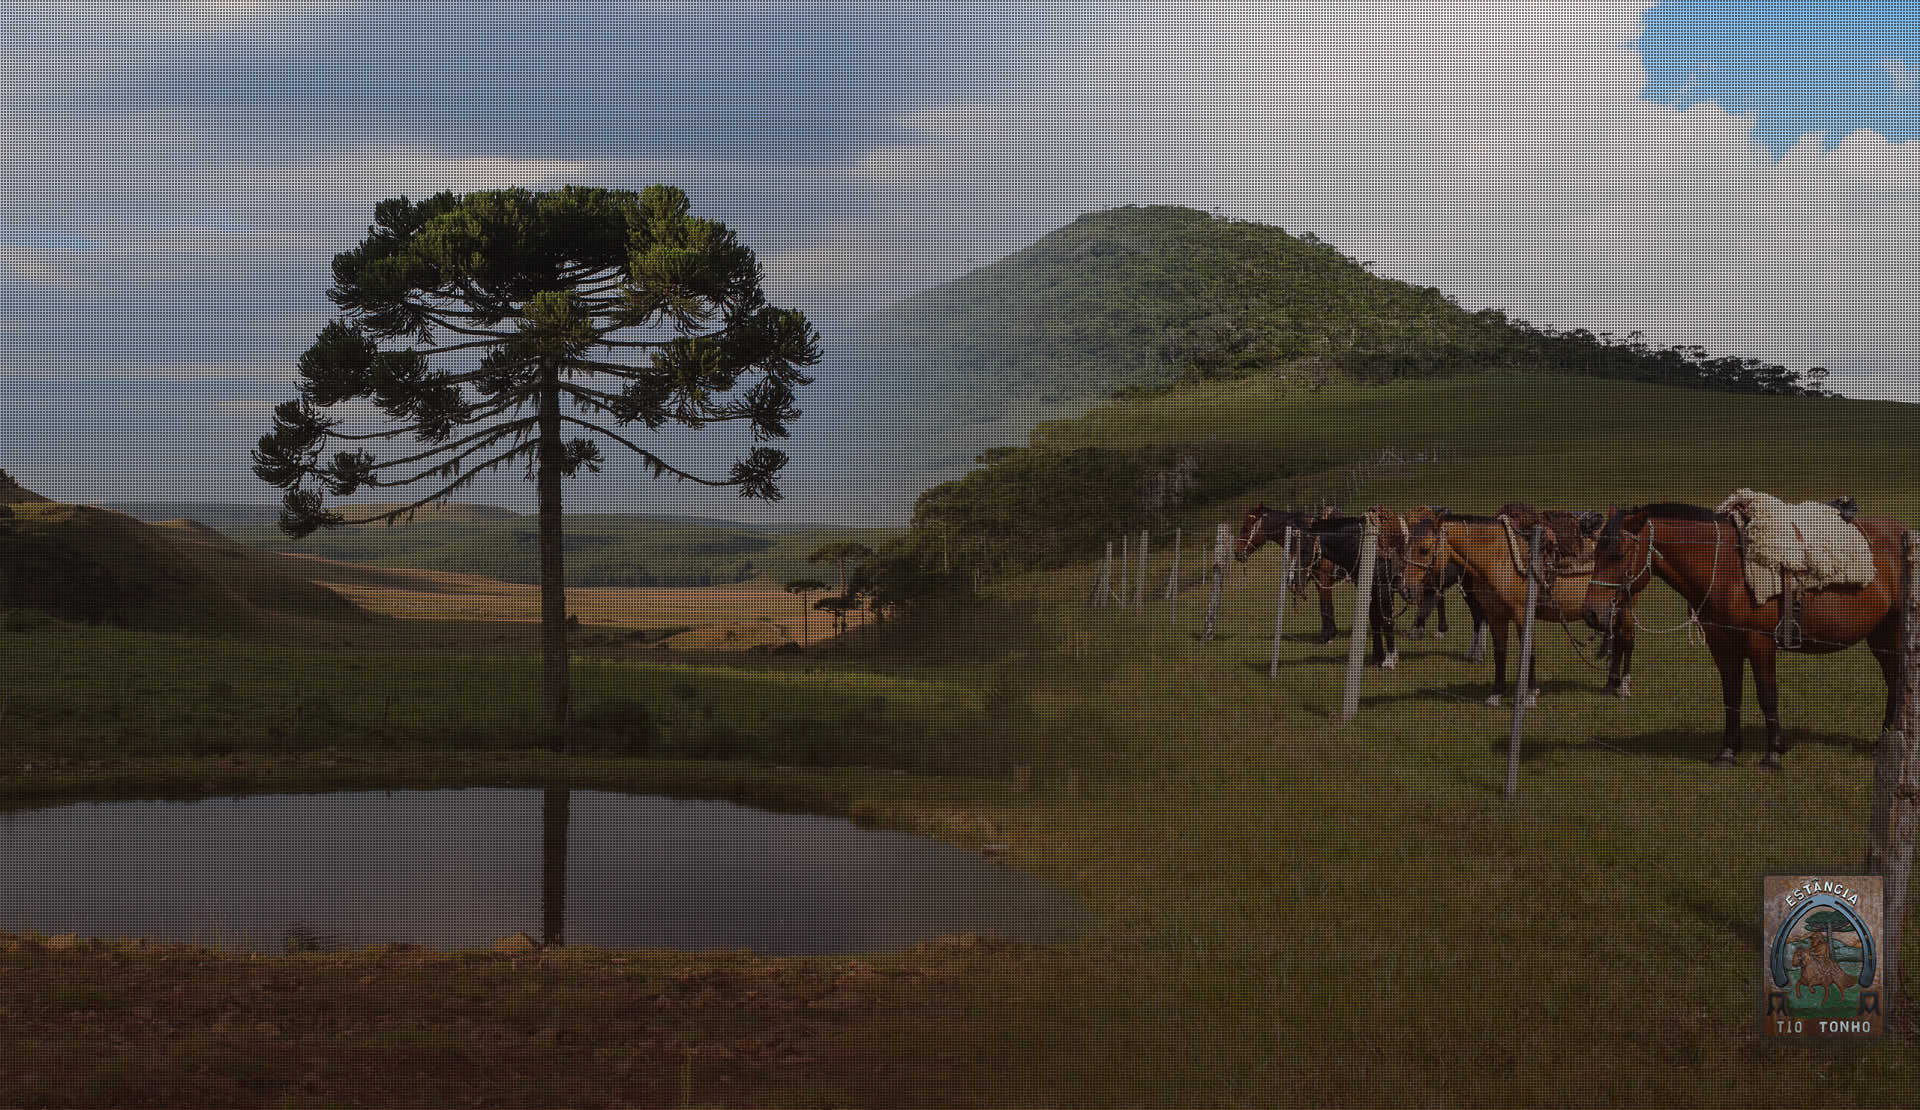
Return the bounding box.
[1886,59,1917,94]
[835,1,1919,402]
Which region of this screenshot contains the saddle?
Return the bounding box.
[1714,489,1876,647]
[1495,502,1600,587]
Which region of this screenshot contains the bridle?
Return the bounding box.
[1587,518,1655,634]
[1589,515,1721,637]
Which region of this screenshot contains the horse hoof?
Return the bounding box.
[1712,750,1737,768]
[1485,694,1502,708]
[1758,756,1784,772]
[1522,692,1539,709]
[1380,653,1398,671]
[1615,677,1632,699]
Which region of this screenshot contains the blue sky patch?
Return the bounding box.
[1639,0,1918,156]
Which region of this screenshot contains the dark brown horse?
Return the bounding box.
[1236,505,1399,666]
[1398,510,1637,706]
[1580,503,1905,770]
[1236,505,1338,643]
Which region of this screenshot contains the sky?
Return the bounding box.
[2,0,1916,525]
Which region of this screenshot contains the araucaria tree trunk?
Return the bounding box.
[536,363,569,733]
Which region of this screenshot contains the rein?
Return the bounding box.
[1597,517,1721,641]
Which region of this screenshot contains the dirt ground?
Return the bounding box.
[1,932,1103,1109]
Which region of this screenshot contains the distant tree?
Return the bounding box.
[808,540,872,595]
[784,577,827,645]
[254,185,819,731]
[813,593,860,636]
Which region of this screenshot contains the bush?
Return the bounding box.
[566,698,660,755]
[3,609,54,633]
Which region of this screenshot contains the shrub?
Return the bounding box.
[566,698,660,755]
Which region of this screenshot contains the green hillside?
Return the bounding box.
[858,205,1824,433]
[904,372,1919,572]
[0,502,362,632]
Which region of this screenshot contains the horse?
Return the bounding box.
[1236,505,1337,643]
[1398,510,1636,706]
[1580,503,1905,770]
[1378,505,1488,662]
[1790,930,1859,1005]
[1236,504,1400,667]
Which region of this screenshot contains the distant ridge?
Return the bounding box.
[1,500,362,629]
[0,468,51,505]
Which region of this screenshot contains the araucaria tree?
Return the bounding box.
[254,185,819,730]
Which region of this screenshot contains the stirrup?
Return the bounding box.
[1774,575,1804,648]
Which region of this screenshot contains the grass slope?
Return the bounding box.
[226,515,900,589]
[1045,370,1920,518]
[0,503,362,633]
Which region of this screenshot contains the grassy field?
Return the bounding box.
[3,371,1918,1107]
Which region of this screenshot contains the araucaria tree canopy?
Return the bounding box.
[254,185,819,727]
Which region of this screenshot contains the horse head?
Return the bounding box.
[1234,504,1269,563]
[1396,507,1451,603]
[1581,506,1651,632]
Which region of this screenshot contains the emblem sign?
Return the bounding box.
[1761,875,1885,1036]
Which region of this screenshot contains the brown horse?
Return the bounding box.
[1790,930,1860,1005]
[1399,511,1636,706]
[1580,503,1905,770]
[1379,505,1488,663]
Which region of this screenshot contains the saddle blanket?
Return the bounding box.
[1715,489,1876,603]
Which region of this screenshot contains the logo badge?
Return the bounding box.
[1762,875,1884,1036]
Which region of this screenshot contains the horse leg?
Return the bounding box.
[1869,619,1902,744]
[1708,635,1746,767]
[1751,636,1787,771]
[1373,584,1398,670]
[1317,579,1337,643]
[1465,589,1489,664]
[1604,611,1635,698]
[1485,619,1512,708]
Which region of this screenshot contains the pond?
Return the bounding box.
[0,788,1091,955]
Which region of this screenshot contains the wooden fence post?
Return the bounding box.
[1166,528,1183,626]
[1134,530,1150,610]
[1091,541,1114,608]
[1116,534,1130,606]
[1865,530,1920,1013]
[1338,516,1382,722]
[1270,525,1297,680]
[1201,524,1230,643]
[1505,525,1545,799]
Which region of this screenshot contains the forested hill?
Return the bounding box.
[857,205,1826,409]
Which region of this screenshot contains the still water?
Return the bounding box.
[0,788,1090,955]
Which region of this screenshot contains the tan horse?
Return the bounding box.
[1791,931,1860,1005]
[1400,512,1630,706]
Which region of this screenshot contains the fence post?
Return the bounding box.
[1134,529,1151,609]
[1091,541,1114,608]
[1201,523,1230,643]
[1116,534,1130,606]
[1166,528,1183,626]
[1338,516,1382,722]
[1505,524,1545,799]
[1864,530,1920,1013]
[1270,525,1297,679]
